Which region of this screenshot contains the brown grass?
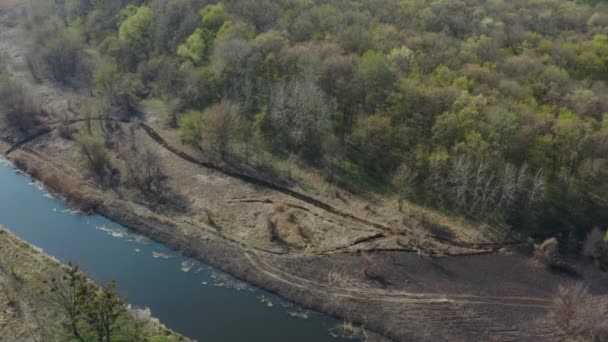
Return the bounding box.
[10,153,102,213]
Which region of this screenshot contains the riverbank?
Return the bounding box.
[0,226,189,342]
[2,109,597,342]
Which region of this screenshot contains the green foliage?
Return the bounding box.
[177,28,206,64]
[24,0,608,234]
[47,263,177,341]
[357,50,395,111]
[179,110,203,148]
[201,3,229,32]
[118,6,155,64]
[348,114,403,174]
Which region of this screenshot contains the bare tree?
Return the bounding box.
[74,133,112,184]
[202,100,241,160]
[269,74,336,159]
[123,147,167,201]
[0,80,40,132]
[549,283,608,341]
[392,163,417,211]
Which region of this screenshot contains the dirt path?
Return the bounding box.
[244,251,551,309]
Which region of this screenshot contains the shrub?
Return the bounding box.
[0,79,40,132]
[583,228,608,266]
[534,237,559,266]
[549,283,608,341]
[74,133,113,184]
[179,111,203,148]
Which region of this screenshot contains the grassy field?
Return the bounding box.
[0,226,189,342]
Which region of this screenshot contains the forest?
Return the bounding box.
[6,0,608,236]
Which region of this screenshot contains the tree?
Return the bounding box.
[269,74,336,160]
[123,147,167,202]
[82,281,124,342]
[202,100,241,160]
[40,30,88,86]
[118,6,155,67]
[201,3,229,32]
[392,163,417,211]
[177,28,206,64]
[93,60,143,113]
[348,114,402,174]
[47,263,88,341]
[74,133,112,184]
[179,110,204,149]
[0,79,40,132]
[356,50,395,112]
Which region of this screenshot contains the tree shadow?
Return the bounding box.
[549,263,583,279]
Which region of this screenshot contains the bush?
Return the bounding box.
[549,283,608,341]
[74,133,113,184]
[583,228,608,266]
[534,237,559,266]
[179,111,203,148]
[0,79,41,132]
[123,147,167,201]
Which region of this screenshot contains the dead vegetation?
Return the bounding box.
[10,151,103,213]
[548,283,608,342]
[534,238,560,267]
[583,228,608,268]
[0,78,42,133]
[263,203,314,249]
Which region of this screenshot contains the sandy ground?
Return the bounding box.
[1,5,608,341]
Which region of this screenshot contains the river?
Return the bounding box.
[0,156,355,342]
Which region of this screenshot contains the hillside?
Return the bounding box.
[1,0,608,341]
[0,226,189,342]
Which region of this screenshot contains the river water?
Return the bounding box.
[0,156,354,342]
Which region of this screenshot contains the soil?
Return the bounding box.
[1,4,608,342]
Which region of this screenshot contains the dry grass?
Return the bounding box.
[549,283,608,341]
[327,270,371,289]
[10,152,102,212]
[329,320,369,340]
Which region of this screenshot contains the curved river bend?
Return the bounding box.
[0,157,355,342]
